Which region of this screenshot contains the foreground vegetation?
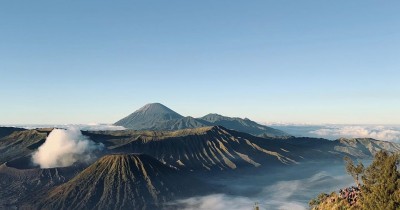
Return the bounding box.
[309,151,400,210]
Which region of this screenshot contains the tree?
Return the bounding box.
[360,151,400,210]
[310,151,400,210]
[344,156,364,188]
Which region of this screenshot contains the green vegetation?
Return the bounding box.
[360,151,400,210]
[310,151,400,210]
[344,156,364,188]
[309,193,330,207]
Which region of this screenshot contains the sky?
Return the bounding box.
[0,0,399,125]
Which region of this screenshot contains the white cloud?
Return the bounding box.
[76,123,126,131]
[5,123,126,131]
[171,169,353,210]
[32,128,103,168]
[310,125,400,142]
[174,194,254,210]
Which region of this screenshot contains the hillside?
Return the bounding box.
[0,128,52,164]
[200,113,288,137]
[84,126,400,171]
[0,159,82,209]
[0,127,26,139]
[85,126,298,171]
[37,154,201,210]
[334,137,400,157]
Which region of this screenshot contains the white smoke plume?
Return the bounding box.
[32,128,103,168]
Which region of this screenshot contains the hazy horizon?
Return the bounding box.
[2,122,400,143]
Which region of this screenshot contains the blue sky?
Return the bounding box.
[0,0,399,124]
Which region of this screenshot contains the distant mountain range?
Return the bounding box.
[114,103,288,137]
[1,112,400,209]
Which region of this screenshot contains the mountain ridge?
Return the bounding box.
[84,126,400,172]
[114,103,289,137]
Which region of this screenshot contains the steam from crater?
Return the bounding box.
[32,128,103,168]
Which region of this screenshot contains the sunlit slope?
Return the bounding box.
[85,126,400,171]
[86,126,297,171]
[38,154,193,210]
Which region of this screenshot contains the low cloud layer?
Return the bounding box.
[174,194,254,210]
[76,123,126,131]
[269,124,400,143]
[5,123,125,131]
[32,128,103,168]
[171,164,354,210]
[310,125,400,142]
[174,193,306,210]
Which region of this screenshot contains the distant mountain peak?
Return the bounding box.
[139,102,168,110]
[137,103,182,116]
[114,103,183,129]
[114,103,289,137]
[203,113,223,117]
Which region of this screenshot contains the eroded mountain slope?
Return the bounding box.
[37,154,202,210]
